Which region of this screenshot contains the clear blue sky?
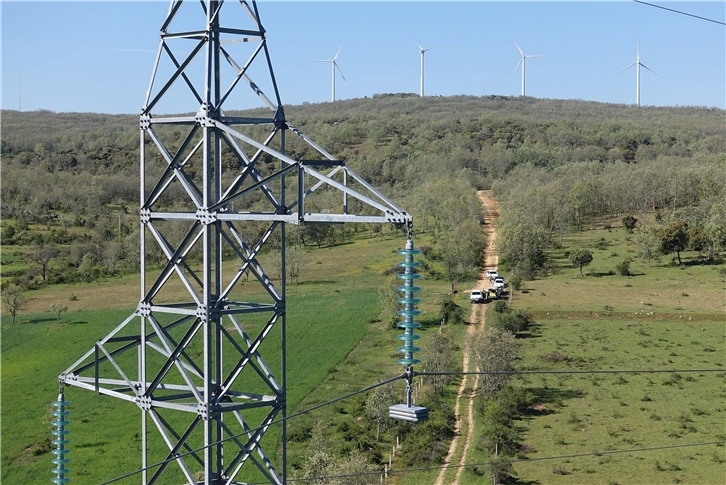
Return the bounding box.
[2,1,724,113]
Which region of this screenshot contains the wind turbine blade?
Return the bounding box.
[334,43,345,61]
[640,63,658,75]
[618,62,636,74]
[415,41,424,51]
[313,60,331,63]
[513,59,523,76]
[334,61,346,81]
[513,40,524,57]
[526,55,545,58]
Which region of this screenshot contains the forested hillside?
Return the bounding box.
[2,94,725,288]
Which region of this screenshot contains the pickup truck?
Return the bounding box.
[485,269,498,280]
[470,290,486,303]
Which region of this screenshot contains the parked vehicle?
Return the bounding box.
[493,277,505,289]
[485,269,498,280]
[470,290,486,303]
[488,287,502,299]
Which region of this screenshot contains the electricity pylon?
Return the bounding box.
[59,1,411,484]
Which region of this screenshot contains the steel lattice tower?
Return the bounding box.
[60,1,411,483]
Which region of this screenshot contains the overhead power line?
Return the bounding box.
[248,441,725,484]
[634,0,726,26]
[417,368,724,377]
[97,373,406,485]
[97,367,722,484]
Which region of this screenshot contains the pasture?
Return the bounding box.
[1,230,463,484]
[463,220,726,484]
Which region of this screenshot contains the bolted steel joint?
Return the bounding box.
[137,302,152,317]
[139,114,152,130]
[195,105,215,127]
[139,209,151,224]
[197,402,220,421]
[195,209,217,225]
[196,305,209,321]
[135,396,152,411]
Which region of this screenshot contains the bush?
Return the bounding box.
[398,400,455,467]
[493,300,509,314]
[509,273,523,291]
[616,258,632,276]
[440,299,465,324]
[622,215,638,233]
[490,309,534,334]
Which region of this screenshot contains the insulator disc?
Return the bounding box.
[396,334,421,341]
[397,285,421,292]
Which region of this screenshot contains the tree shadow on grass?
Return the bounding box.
[75,441,110,448]
[26,316,55,325]
[296,280,337,286]
[69,320,89,325]
[590,271,615,278]
[516,323,543,340]
[418,316,444,329]
[508,478,541,485]
[521,387,585,418]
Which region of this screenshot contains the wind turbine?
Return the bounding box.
[618,42,657,107]
[415,41,432,97]
[314,43,346,102]
[513,41,544,97]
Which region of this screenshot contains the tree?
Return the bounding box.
[51,303,68,323]
[470,327,519,398]
[659,220,688,265]
[633,224,659,267]
[364,381,398,440]
[285,245,307,285]
[301,223,333,248]
[687,225,708,261]
[621,215,638,234]
[24,242,60,281]
[2,284,28,325]
[569,249,593,276]
[377,275,400,329]
[421,331,457,395]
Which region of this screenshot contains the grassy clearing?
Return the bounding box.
[1,229,473,484]
[518,223,726,317]
[482,221,726,484]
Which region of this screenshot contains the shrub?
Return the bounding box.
[509,273,523,291]
[490,309,534,334]
[493,300,509,314]
[622,215,638,233]
[594,238,609,250]
[440,299,465,324]
[616,258,632,276]
[398,400,455,467]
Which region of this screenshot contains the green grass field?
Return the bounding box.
[3,219,725,484]
[1,230,464,484]
[458,221,726,485]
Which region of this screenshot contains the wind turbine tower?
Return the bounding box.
[513,41,544,97]
[619,42,657,107]
[416,42,432,97]
[314,43,346,102]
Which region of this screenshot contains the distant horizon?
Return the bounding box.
[3,91,725,117]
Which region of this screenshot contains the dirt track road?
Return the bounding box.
[434,190,500,485]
